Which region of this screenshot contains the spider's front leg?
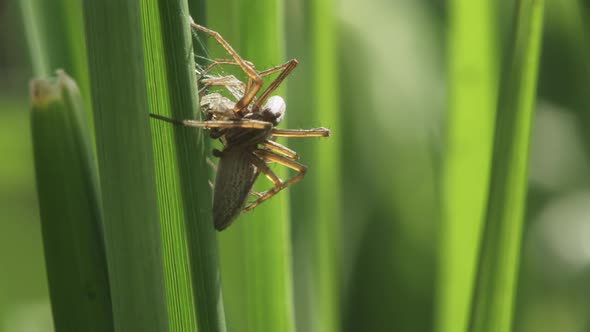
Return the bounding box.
[191,23,262,115]
[149,113,272,130]
[251,59,298,112]
[271,127,330,138]
[197,59,255,80]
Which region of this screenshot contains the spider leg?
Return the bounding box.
[259,60,297,77]
[150,114,271,130]
[243,149,307,212]
[271,127,330,138]
[197,59,255,80]
[246,152,282,186]
[191,23,262,115]
[254,150,307,187]
[242,151,284,212]
[198,75,245,97]
[262,140,299,160]
[206,157,217,171]
[251,59,298,112]
[200,75,244,87]
[249,190,264,198]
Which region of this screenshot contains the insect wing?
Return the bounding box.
[213,149,258,230]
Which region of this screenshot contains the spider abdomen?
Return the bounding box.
[213,148,259,230]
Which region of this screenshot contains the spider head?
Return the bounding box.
[261,96,286,126]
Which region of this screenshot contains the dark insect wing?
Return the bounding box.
[213,148,259,230]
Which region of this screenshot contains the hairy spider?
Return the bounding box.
[150,23,330,230]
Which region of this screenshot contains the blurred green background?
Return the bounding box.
[2,0,590,331]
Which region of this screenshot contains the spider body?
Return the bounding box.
[150,22,329,230]
[207,95,288,229]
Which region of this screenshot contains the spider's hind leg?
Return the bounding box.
[255,150,307,188]
[242,149,307,212]
[262,140,298,160]
[242,150,284,212]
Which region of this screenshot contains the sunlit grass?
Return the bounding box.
[10,0,564,331]
[141,1,225,331]
[470,0,545,331]
[437,1,497,332]
[285,0,341,331]
[82,1,169,330]
[206,1,296,331]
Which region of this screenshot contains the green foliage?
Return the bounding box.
[338,2,439,331]
[23,0,225,330]
[12,0,575,331]
[19,0,93,136]
[82,1,169,330]
[437,1,498,332]
[30,71,112,332]
[470,0,545,331]
[141,1,225,331]
[206,1,296,331]
[286,0,341,331]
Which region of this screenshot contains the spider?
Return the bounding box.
[150,23,330,230]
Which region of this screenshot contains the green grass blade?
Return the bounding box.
[207,0,295,331]
[19,0,49,76]
[469,1,545,331]
[437,1,498,332]
[82,2,168,330]
[19,0,88,79]
[30,71,113,332]
[309,5,341,330]
[338,3,440,330]
[308,1,342,331]
[141,1,226,331]
[19,0,93,131]
[286,0,341,331]
[187,0,206,28]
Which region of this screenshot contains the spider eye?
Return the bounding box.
[264,96,286,124]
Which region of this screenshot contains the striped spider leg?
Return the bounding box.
[242,127,330,212]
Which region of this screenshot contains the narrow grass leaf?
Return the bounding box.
[30,71,112,332]
[19,0,93,133]
[437,1,498,332]
[207,0,295,331]
[470,1,545,331]
[308,1,342,330]
[141,1,226,331]
[82,2,168,330]
[286,0,341,331]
